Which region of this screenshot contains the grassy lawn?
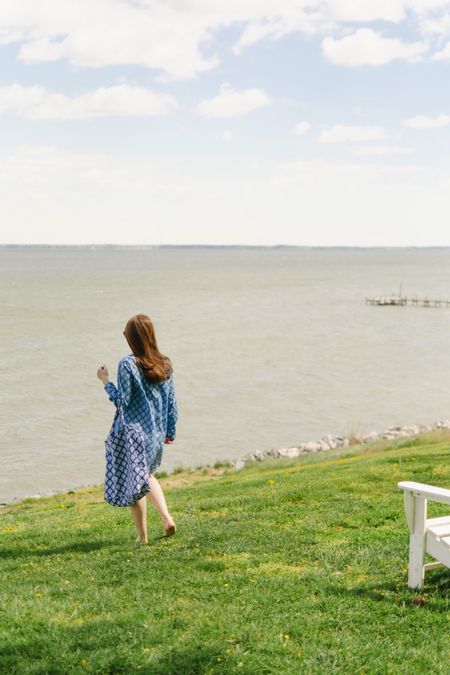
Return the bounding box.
[1,433,449,674]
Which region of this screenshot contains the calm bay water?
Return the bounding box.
[2,245,450,503]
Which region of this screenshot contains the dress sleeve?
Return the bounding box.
[104,360,133,409]
[166,374,178,440]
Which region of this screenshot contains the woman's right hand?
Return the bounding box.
[164,437,174,444]
[97,364,109,384]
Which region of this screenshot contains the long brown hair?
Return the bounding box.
[123,314,172,383]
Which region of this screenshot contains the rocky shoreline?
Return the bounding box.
[2,419,450,506]
[231,419,450,471]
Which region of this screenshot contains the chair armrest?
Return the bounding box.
[398,481,450,506]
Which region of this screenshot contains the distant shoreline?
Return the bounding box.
[3,418,450,507]
[2,244,450,250]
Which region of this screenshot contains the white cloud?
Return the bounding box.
[431,40,450,59]
[0,0,218,80]
[231,1,450,54]
[4,144,450,246]
[0,144,202,244]
[232,10,328,55]
[0,1,447,78]
[0,145,195,194]
[223,129,233,142]
[422,13,450,36]
[404,113,450,128]
[351,145,415,156]
[0,83,176,119]
[326,0,406,23]
[197,83,271,119]
[267,157,450,245]
[319,124,386,143]
[293,121,311,136]
[322,28,428,66]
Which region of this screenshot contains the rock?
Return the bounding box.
[301,441,322,453]
[265,448,281,458]
[383,428,407,438]
[436,419,450,429]
[318,441,331,451]
[420,424,433,432]
[234,459,246,471]
[277,448,291,457]
[275,447,302,458]
[251,450,266,461]
[285,447,302,458]
[398,426,421,436]
[362,431,379,443]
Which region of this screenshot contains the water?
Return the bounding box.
[2,245,450,503]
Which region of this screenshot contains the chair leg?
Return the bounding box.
[407,497,427,590]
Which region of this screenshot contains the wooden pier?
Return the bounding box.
[366,295,450,308]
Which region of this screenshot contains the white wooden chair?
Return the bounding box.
[398,481,450,590]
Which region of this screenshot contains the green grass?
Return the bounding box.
[1,433,449,674]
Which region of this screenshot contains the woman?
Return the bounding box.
[96,313,178,544]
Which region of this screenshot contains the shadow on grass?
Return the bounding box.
[146,644,233,675]
[0,618,227,675]
[0,539,118,559]
[330,572,449,608]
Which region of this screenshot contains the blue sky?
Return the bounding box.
[1,1,450,245]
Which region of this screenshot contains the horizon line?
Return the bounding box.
[3,243,450,250]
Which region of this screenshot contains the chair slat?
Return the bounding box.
[427,524,450,537]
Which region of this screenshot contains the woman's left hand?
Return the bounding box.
[97,364,109,384]
[164,437,174,444]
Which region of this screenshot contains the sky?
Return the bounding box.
[2,1,450,246]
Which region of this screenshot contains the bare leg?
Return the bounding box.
[147,474,176,535]
[130,495,148,543]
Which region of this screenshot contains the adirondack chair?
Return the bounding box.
[398,481,450,590]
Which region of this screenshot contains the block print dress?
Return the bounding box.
[104,354,178,474]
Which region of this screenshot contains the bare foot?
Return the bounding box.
[163,518,176,537]
[135,535,148,544]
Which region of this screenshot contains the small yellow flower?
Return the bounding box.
[35,593,43,598]
[80,659,91,669]
[3,527,13,532]
[268,480,275,485]
[284,634,290,640]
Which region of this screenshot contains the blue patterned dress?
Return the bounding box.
[104,354,178,473]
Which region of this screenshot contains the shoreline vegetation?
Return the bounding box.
[1,429,448,673]
[3,419,450,507]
